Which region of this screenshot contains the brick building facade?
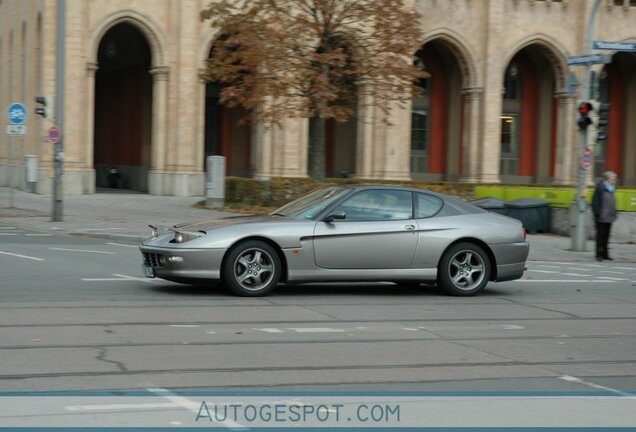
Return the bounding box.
[1,0,635,196]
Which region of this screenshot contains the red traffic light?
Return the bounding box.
[578,101,593,115]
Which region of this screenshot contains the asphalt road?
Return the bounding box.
[2,224,636,395]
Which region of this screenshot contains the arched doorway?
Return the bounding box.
[94,23,152,191]
[596,53,636,185]
[500,46,559,183]
[204,82,252,177]
[412,41,464,181]
[203,36,253,178]
[309,38,358,179]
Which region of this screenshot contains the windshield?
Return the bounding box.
[271,187,349,220]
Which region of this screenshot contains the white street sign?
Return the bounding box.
[593,40,636,52]
[5,124,27,135]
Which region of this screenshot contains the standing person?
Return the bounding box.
[591,171,618,261]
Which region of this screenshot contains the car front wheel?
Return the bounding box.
[438,242,491,296]
[222,240,281,297]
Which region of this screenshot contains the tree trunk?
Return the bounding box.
[308,116,326,179]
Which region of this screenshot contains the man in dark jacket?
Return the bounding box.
[591,171,618,261]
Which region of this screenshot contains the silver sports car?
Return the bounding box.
[140,185,529,296]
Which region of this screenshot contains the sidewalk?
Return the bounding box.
[1,187,634,263]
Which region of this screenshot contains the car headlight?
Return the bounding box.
[173,231,204,243]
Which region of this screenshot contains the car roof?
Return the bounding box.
[343,184,446,198]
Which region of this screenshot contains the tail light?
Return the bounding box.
[522,227,527,241]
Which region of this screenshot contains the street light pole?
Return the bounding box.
[52,0,65,221]
[571,0,602,252]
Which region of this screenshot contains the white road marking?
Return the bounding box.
[147,388,245,429]
[596,276,629,281]
[0,227,18,229]
[77,228,126,232]
[599,270,624,275]
[612,267,634,270]
[528,270,559,274]
[536,265,559,268]
[559,375,636,398]
[170,325,200,328]
[25,234,53,237]
[50,247,115,254]
[0,233,17,236]
[82,278,135,282]
[562,273,591,277]
[514,280,616,283]
[82,274,160,283]
[107,242,138,248]
[0,251,45,261]
[113,273,159,283]
[67,402,175,411]
[418,324,524,331]
[286,327,346,333]
[401,327,420,331]
[253,328,285,333]
[206,331,217,334]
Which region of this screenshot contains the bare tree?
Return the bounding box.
[201,0,426,179]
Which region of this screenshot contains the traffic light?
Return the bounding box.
[34,96,54,120]
[577,100,593,130]
[589,100,609,142]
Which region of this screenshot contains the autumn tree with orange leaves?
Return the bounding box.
[201,0,426,179]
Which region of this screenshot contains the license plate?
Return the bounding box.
[142,264,155,278]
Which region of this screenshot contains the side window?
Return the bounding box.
[416,193,443,218]
[335,190,413,221]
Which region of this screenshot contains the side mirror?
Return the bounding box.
[323,210,346,223]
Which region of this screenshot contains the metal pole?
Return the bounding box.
[571,0,602,252]
[52,0,65,221]
[9,139,14,208]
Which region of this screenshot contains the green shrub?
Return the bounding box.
[224,177,476,208]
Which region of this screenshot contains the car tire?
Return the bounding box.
[437,242,491,296]
[222,240,281,297]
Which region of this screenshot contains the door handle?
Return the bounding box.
[405,224,416,231]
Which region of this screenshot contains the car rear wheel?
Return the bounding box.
[222,240,281,297]
[438,242,490,296]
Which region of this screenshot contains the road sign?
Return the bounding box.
[7,102,28,125]
[567,54,612,66]
[48,125,61,143]
[582,147,594,170]
[5,124,27,135]
[593,40,636,52]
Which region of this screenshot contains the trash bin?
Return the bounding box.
[471,196,508,216]
[504,198,551,233]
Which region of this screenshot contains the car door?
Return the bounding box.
[412,192,450,267]
[313,189,418,269]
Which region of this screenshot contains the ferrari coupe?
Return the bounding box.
[140,185,529,296]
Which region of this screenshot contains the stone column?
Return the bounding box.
[84,62,98,181]
[197,69,207,177]
[149,66,169,195]
[355,80,375,178]
[553,91,575,185]
[460,87,484,183]
[379,99,412,180]
[253,110,274,180]
[479,0,503,183]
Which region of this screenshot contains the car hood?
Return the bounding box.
[173,214,288,232]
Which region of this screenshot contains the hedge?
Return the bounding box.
[224,177,476,208]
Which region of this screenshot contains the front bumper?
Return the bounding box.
[140,244,226,282]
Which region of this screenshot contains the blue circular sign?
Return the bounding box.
[7,102,28,125]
